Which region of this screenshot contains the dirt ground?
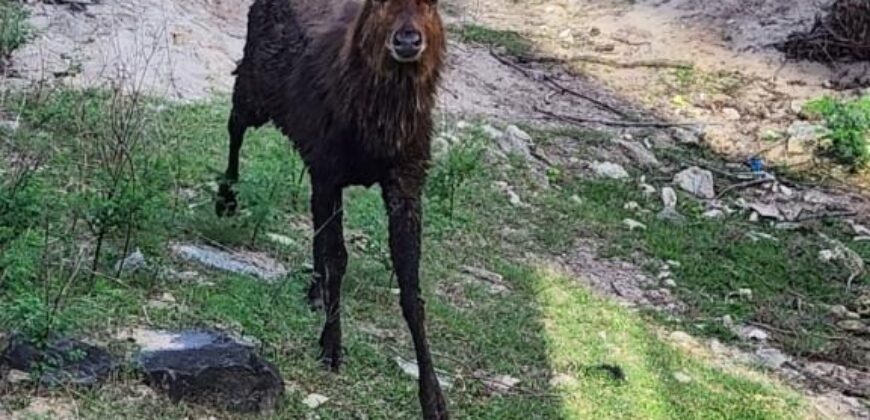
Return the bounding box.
[3,0,870,418]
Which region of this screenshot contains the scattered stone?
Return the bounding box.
[623,219,647,231]
[848,221,870,236]
[507,190,523,207]
[147,292,179,309]
[302,393,329,409]
[672,127,701,145]
[803,190,838,206]
[657,207,687,224]
[855,236,870,242]
[703,209,725,219]
[837,320,866,333]
[1,335,116,387]
[474,371,521,393]
[616,139,660,167]
[661,187,678,209]
[461,266,510,294]
[115,249,147,274]
[394,356,452,389]
[722,107,741,120]
[265,233,295,247]
[480,124,504,140]
[746,202,783,221]
[640,183,657,196]
[497,125,534,161]
[592,161,629,179]
[663,279,677,288]
[721,315,734,328]
[666,260,682,268]
[746,231,778,242]
[855,294,870,317]
[755,348,790,369]
[748,212,760,223]
[570,194,584,205]
[674,167,715,199]
[829,305,850,318]
[774,222,801,230]
[133,329,284,412]
[672,371,693,384]
[623,201,640,211]
[738,326,768,341]
[737,288,753,299]
[819,249,837,262]
[170,243,287,281]
[7,369,30,384]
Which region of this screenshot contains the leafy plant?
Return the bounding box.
[427,132,485,218]
[0,0,30,59]
[805,95,870,170]
[451,24,532,56]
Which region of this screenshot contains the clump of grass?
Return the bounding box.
[451,24,532,56]
[0,0,30,60]
[805,95,870,170]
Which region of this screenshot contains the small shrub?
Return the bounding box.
[427,131,485,218]
[805,95,870,170]
[0,0,30,59]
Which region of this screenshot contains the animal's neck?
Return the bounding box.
[331,24,441,159]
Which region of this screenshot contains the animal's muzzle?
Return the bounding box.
[391,27,424,61]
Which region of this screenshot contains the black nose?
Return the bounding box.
[392,27,423,52]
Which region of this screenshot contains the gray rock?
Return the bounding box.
[657,207,687,224]
[703,209,725,219]
[133,329,284,412]
[593,162,629,179]
[497,125,534,161]
[722,108,741,121]
[480,124,504,140]
[1,335,116,387]
[755,348,790,369]
[115,248,147,274]
[738,326,768,341]
[672,371,693,383]
[623,218,647,231]
[170,243,287,281]
[674,167,715,199]
[747,202,783,221]
[661,187,678,209]
[672,127,701,145]
[395,356,452,389]
[616,139,660,167]
[837,320,867,333]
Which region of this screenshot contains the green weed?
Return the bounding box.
[805,95,870,170]
[0,0,30,60]
[450,24,532,56]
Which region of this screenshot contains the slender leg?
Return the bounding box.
[309,179,347,370]
[216,109,247,217]
[383,178,448,420]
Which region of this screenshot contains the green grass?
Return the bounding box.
[0,90,824,418]
[805,95,870,170]
[450,24,532,56]
[0,0,30,59]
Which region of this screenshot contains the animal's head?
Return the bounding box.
[355,0,444,74]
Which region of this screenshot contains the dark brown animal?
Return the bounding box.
[215,0,447,417]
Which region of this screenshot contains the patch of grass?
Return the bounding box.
[0,0,30,59]
[805,95,870,170]
[0,93,820,418]
[450,24,532,56]
[533,169,869,366]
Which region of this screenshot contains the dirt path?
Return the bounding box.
[451,0,870,188]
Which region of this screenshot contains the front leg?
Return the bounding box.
[382,176,448,420]
[309,179,347,370]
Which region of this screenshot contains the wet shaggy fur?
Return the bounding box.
[216,0,448,418]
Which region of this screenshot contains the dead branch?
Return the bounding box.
[534,105,700,128]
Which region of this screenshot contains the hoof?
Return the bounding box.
[215,183,238,217]
[318,347,343,372]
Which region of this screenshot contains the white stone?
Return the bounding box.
[302,393,329,409]
[674,167,715,199]
[593,162,629,179]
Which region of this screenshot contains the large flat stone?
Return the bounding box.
[1,335,116,387]
[131,329,284,412]
[170,243,287,281]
